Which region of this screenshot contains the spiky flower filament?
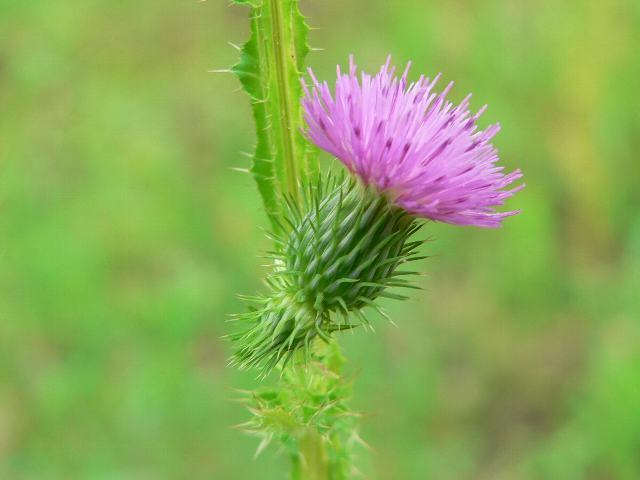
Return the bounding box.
[302,56,524,227]
[229,175,426,374]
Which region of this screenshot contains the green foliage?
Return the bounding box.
[238,342,359,480]
[231,0,318,229]
[229,175,425,374]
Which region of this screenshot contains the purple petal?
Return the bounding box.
[302,56,524,228]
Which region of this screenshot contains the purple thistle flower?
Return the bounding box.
[302,56,524,228]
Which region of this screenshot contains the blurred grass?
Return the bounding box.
[0,0,639,478]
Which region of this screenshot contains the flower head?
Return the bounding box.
[302,56,524,227]
[229,175,424,374]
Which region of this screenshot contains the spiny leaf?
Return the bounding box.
[231,0,319,230]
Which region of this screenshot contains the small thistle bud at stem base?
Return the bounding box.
[229,174,425,375]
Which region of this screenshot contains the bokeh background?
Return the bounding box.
[1,0,639,478]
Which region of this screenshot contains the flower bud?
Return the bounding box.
[229,175,424,374]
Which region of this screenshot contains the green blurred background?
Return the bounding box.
[1,0,639,478]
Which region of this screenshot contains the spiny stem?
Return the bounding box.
[232,0,314,228]
[231,2,349,478]
[269,0,300,201]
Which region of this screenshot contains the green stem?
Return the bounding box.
[232,0,314,228]
[292,431,329,480]
[288,341,352,480]
[232,2,351,478]
[269,0,300,201]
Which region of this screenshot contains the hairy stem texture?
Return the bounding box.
[230,3,353,479]
[232,0,318,228]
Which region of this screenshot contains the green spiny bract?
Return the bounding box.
[229,174,426,374]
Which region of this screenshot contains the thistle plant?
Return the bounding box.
[227,1,523,478]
